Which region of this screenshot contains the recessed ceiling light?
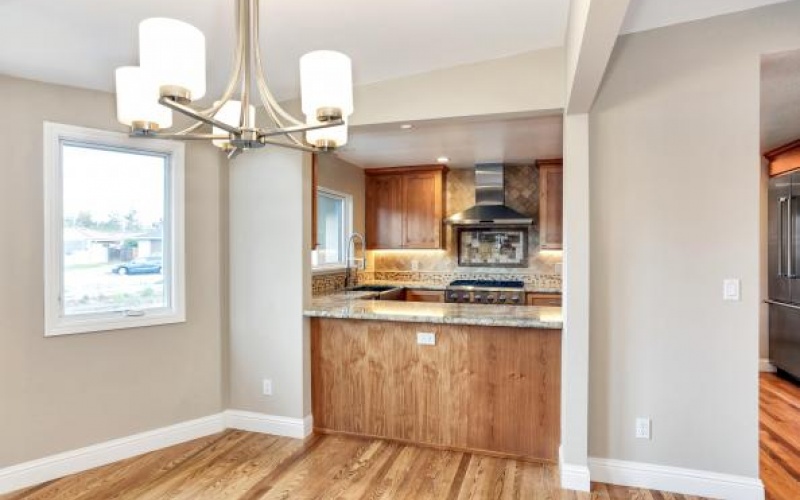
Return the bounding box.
[400,124,413,129]
[436,156,450,164]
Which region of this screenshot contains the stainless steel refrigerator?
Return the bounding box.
[768,172,800,379]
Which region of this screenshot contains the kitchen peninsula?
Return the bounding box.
[304,291,562,462]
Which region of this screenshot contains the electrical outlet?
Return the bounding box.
[411,260,420,271]
[417,332,436,346]
[262,379,273,396]
[635,417,651,439]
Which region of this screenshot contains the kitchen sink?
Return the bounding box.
[346,285,405,300]
[346,285,399,292]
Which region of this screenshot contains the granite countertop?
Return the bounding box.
[304,293,563,329]
[358,280,562,294]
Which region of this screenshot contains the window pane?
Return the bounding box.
[317,192,345,266]
[62,143,168,316]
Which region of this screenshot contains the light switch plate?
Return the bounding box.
[635,417,651,439]
[723,279,741,301]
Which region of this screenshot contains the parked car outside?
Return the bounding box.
[112,255,162,275]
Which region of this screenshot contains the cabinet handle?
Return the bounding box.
[788,196,794,278]
[779,197,787,277]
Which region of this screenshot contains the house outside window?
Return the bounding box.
[314,187,352,270]
[44,122,185,336]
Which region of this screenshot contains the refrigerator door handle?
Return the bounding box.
[779,197,787,277]
[789,196,795,278]
[765,299,800,311]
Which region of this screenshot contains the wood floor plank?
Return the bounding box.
[1,428,723,500]
[761,373,800,500]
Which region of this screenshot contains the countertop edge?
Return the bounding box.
[303,309,563,330]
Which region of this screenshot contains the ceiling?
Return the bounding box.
[337,114,563,169]
[0,0,789,169]
[0,0,790,103]
[0,0,570,101]
[621,0,791,34]
[761,48,800,153]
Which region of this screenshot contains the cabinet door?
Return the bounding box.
[406,290,445,303]
[539,164,563,250]
[402,172,443,249]
[366,175,402,249]
[526,293,562,307]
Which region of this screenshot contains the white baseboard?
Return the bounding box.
[561,462,591,492]
[760,358,777,373]
[0,414,225,495]
[559,446,591,492]
[589,457,764,500]
[224,410,313,439]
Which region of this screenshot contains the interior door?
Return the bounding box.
[769,174,792,302]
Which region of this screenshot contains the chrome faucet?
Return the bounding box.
[344,232,366,289]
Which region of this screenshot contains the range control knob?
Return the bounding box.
[474,294,483,302]
[498,295,507,302]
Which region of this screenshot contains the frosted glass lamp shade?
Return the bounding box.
[115,66,172,130]
[139,18,206,101]
[300,51,353,120]
[306,117,348,148]
[212,100,255,149]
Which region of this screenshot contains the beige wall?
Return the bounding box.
[589,2,800,477]
[316,154,365,235]
[0,75,226,467]
[228,148,313,418]
[283,47,565,126]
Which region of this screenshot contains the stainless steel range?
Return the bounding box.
[445,279,525,305]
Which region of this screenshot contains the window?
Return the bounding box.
[44,122,185,336]
[313,187,352,270]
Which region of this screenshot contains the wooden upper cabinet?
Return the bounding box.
[765,139,800,177]
[365,174,403,249]
[538,159,563,250]
[365,166,446,250]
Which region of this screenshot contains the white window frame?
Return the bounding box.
[313,186,353,273]
[43,122,186,336]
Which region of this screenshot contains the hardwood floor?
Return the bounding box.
[761,372,800,499]
[1,431,704,500]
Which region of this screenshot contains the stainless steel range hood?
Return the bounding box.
[446,163,533,225]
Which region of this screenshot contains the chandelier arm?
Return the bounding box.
[138,133,230,140]
[259,137,318,153]
[258,118,344,138]
[240,0,252,129]
[171,0,248,136]
[252,0,305,127]
[159,97,241,135]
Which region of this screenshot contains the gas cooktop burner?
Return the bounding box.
[445,280,526,305]
[448,279,525,289]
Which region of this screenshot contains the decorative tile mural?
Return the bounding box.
[457,228,528,267]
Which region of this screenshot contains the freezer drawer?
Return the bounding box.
[769,301,800,380]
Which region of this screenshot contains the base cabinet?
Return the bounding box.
[311,318,561,461]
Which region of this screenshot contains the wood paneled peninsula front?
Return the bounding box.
[304,294,562,462]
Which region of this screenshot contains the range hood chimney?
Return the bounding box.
[446,163,533,225]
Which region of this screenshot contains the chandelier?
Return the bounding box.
[114,0,353,158]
